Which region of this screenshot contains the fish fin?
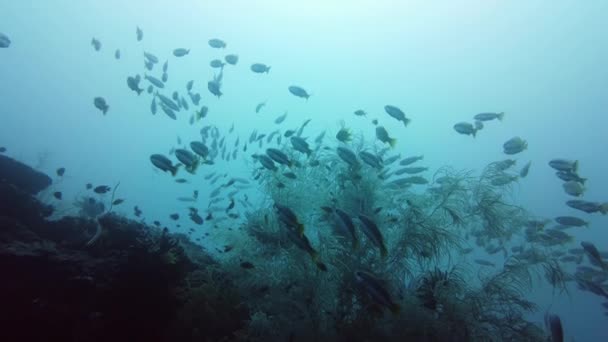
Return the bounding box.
[573,160,579,174]
[171,164,182,177]
[389,303,401,315]
[472,129,477,138]
[600,203,608,215]
[497,112,505,121]
[403,118,411,127]
[266,66,271,74]
[389,138,397,148]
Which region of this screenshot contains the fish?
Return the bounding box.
[114,49,121,59]
[555,216,588,227]
[186,80,194,92]
[112,199,124,205]
[56,168,65,177]
[555,171,586,184]
[336,127,352,143]
[358,151,382,169]
[562,180,585,197]
[266,148,292,167]
[375,126,396,147]
[354,109,367,117]
[94,185,111,194]
[331,208,359,248]
[136,26,143,41]
[394,166,428,175]
[147,85,153,94]
[175,178,189,184]
[170,213,179,221]
[255,101,266,113]
[285,228,327,271]
[290,136,312,156]
[519,161,531,178]
[173,48,190,57]
[274,111,288,124]
[86,183,92,190]
[155,92,180,112]
[93,97,109,115]
[503,137,528,155]
[208,38,226,48]
[150,154,180,176]
[162,73,168,85]
[175,149,199,173]
[150,98,157,115]
[190,141,209,159]
[0,32,11,48]
[384,105,411,127]
[224,54,238,65]
[127,75,144,95]
[134,206,142,217]
[250,63,271,73]
[358,215,388,257]
[336,146,359,167]
[145,74,165,89]
[53,192,62,200]
[258,155,277,171]
[160,103,177,120]
[189,208,204,225]
[144,52,159,64]
[566,200,608,214]
[453,122,477,137]
[0,147,5,153]
[208,71,223,98]
[548,159,578,173]
[581,241,608,271]
[91,38,101,51]
[490,175,518,186]
[288,86,311,100]
[210,59,225,68]
[474,112,504,121]
[355,270,400,314]
[399,155,423,166]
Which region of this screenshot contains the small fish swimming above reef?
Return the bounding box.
[93,97,109,115]
[384,105,411,127]
[251,63,271,73]
[288,85,310,100]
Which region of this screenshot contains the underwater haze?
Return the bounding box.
[1,1,608,341]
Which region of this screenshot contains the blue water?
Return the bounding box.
[2,1,607,340]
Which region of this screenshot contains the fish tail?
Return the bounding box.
[472,129,477,138]
[137,89,143,96]
[103,106,109,115]
[389,138,397,148]
[171,164,182,177]
[600,203,608,215]
[497,112,505,121]
[266,66,271,74]
[403,118,411,127]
